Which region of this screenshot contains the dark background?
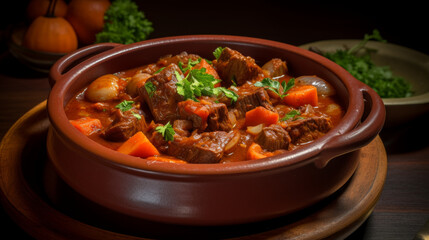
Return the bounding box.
[2,1,429,55]
[0,0,428,239]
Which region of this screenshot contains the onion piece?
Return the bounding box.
[225,132,241,153]
[295,75,336,97]
[126,72,152,97]
[85,74,120,102]
[228,111,237,127]
[246,124,263,135]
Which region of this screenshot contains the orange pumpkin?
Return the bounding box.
[26,0,68,21]
[23,16,78,53]
[66,0,111,45]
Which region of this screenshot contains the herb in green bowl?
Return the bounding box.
[315,30,413,99]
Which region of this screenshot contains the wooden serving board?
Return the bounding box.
[0,101,387,239]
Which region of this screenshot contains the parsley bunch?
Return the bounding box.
[323,30,412,98]
[95,0,153,44]
[280,109,302,121]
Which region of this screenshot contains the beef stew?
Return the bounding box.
[65,47,344,163]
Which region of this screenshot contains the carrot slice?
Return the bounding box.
[117,131,160,158]
[247,143,274,160]
[180,99,210,122]
[69,117,102,136]
[282,85,318,107]
[245,106,279,127]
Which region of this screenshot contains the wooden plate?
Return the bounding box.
[0,101,387,239]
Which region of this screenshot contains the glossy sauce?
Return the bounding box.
[65,54,344,163]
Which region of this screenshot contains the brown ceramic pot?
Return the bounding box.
[47,35,385,226]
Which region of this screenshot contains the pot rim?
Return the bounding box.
[47,34,367,175]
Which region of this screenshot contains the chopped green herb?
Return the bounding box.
[213,47,225,60]
[155,122,175,142]
[175,71,197,101]
[95,0,153,44]
[282,78,295,93]
[115,100,142,120]
[154,67,165,74]
[144,82,156,97]
[231,76,237,86]
[281,109,301,121]
[115,100,134,111]
[254,78,295,99]
[322,29,412,98]
[132,113,142,120]
[178,58,201,73]
[175,68,238,103]
[213,87,238,103]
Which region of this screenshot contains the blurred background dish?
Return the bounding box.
[8,25,66,73]
[300,40,429,128]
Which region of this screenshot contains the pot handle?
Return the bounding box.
[315,84,386,168]
[49,43,122,87]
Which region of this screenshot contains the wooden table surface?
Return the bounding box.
[1,1,428,239]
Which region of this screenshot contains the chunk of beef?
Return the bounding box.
[173,119,193,137]
[102,109,146,142]
[255,124,291,151]
[136,63,158,75]
[178,99,233,132]
[284,116,333,144]
[232,84,276,118]
[206,103,234,131]
[167,131,234,163]
[156,52,201,68]
[214,47,267,86]
[262,58,288,78]
[144,122,170,153]
[138,63,183,124]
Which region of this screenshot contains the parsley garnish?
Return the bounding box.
[95,0,153,44]
[115,100,135,111]
[213,47,225,60]
[254,78,295,99]
[154,67,165,74]
[175,68,238,103]
[132,113,142,120]
[280,109,301,121]
[214,87,238,103]
[231,76,237,86]
[115,100,142,119]
[155,122,175,142]
[322,29,412,98]
[178,58,201,73]
[144,82,156,97]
